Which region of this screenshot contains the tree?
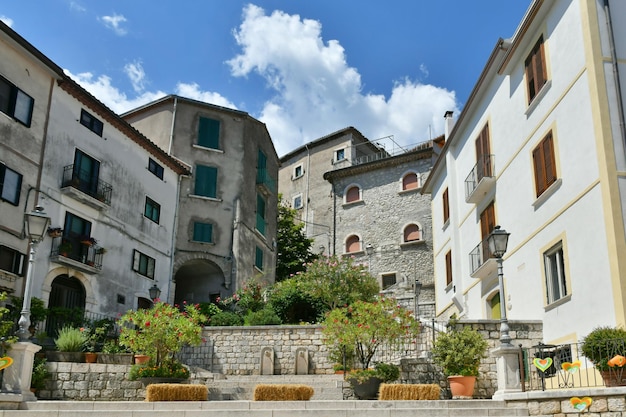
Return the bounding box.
[275,195,317,281]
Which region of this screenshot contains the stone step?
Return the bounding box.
[4,400,529,417]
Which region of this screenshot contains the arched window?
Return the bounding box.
[404,224,421,242]
[345,186,361,203]
[345,235,361,253]
[402,172,419,191]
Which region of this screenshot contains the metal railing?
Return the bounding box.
[256,168,277,194]
[61,164,112,205]
[464,154,495,200]
[469,236,493,274]
[50,235,104,270]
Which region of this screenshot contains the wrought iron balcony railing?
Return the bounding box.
[256,168,277,195]
[50,235,103,270]
[465,154,495,204]
[61,164,112,205]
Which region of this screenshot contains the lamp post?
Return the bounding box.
[487,225,511,347]
[149,284,161,301]
[365,243,374,273]
[414,278,422,319]
[20,206,51,342]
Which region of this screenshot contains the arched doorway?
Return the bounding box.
[46,275,86,336]
[174,258,225,305]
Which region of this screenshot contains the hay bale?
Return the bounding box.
[145,383,208,401]
[378,383,440,400]
[253,384,314,401]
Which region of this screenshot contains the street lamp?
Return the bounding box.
[487,225,511,346]
[149,284,161,301]
[414,278,422,319]
[20,206,51,341]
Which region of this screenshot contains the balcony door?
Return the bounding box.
[480,201,496,261]
[475,124,492,180]
[73,149,100,195]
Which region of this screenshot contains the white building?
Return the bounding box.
[422,0,626,345]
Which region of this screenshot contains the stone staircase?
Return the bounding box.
[203,373,346,400]
[6,399,530,417]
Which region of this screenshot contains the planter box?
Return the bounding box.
[97,353,134,365]
[46,351,85,363]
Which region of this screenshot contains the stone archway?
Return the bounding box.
[174,257,226,305]
[46,274,86,336]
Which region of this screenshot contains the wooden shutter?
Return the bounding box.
[404,224,421,242]
[346,186,360,203]
[475,124,492,179]
[442,188,450,223]
[445,250,452,286]
[195,165,217,198]
[198,117,220,149]
[402,173,418,190]
[480,201,496,260]
[346,235,360,253]
[533,132,556,197]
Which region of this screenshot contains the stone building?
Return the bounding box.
[323,141,436,318]
[123,96,279,303]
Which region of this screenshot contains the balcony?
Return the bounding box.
[256,168,277,195]
[61,165,112,209]
[465,154,495,204]
[469,236,497,279]
[50,235,104,274]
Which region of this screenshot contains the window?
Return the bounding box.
[293,165,303,179]
[144,197,161,224]
[255,246,264,271]
[64,212,92,238]
[345,185,361,203]
[525,36,547,103]
[335,148,345,162]
[0,163,23,205]
[382,273,396,290]
[148,158,164,180]
[445,250,452,286]
[475,124,492,179]
[402,172,419,191]
[544,242,567,304]
[197,117,220,149]
[442,188,450,224]
[193,222,213,243]
[0,245,25,276]
[0,74,34,126]
[132,250,155,279]
[72,149,100,196]
[345,235,361,253]
[80,109,103,136]
[194,165,217,198]
[256,194,266,235]
[117,294,126,304]
[532,132,557,197]
[403,224,421,242]
[293,194,303,209]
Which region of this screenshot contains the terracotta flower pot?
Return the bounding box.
[134,354,150,364]
[84,352,97,363]
[448,375,476,398]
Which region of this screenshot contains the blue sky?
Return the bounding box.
[1,2,530,156]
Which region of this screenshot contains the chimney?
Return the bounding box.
[444,111,454,141]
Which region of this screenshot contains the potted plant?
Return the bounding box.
[58,241,72,257]
[98,338,133,364]
[346,362,400,399]
[431,324,489,398]
[48,326,87,362]
[31,357,50,394]
[322,297,420,399]
[47,227,63,238]
[581,326,626,386]
[118,301,206,385]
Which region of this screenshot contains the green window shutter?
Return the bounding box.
[256,194,266,235]
[198,117,220,149]
[195,165,217,198]
[193,222,213,243]
[255,246,264,270]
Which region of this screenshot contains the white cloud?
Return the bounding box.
[175,83,237,109]
[228,4,459,156]
[100,14,128,36]
[124,61,146,93]
[69,2,86,13]
[0,16,14,27]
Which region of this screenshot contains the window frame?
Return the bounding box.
[532,131,557,198]
[401,172,419,191]
[197,116,220,150]
[0,245,25,276]
[345,234,361,253]
[148,158,164,180]
[80,109,104,136]
[255,246,264,271]
[292,194,303,210]
[194,164,218,199]
[382,273,397,290]
[344,184,362,204]
[442,188,450,224]
[403,223,422,243]
[544,242,568,305]
[445,250,452,287]
[144,196,161,224]
[192,222,214,243]
[0,163,23,206]
[334,148,346,163]
[0,74,34,127]
[525,36,548,104]
[132,249,155,279]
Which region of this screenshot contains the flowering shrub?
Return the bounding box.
[218,281,265,314]
[81,319,114,352]
[322,297,420,369]
[118,301,206,367]
[296,255,379,311]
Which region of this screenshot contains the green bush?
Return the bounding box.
[581,326,626,371]
[31,357,50,390]
[245,308,282,326]
[268,278,326,324]
[197,302,221,324]
[54,326,87,352]
[431,325,488,376]
[209,311,244,326]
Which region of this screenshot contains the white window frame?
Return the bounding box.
[292,194,303,209]
[544,242,568,305]
[343,183,362,205]
[334,148,346,163]
[293,165,303,180]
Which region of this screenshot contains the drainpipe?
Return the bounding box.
[604,0,626,155]
[304,144,311,236]
[167,174,183,303]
